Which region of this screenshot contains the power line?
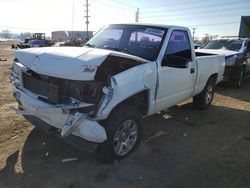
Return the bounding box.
[111,0,136,8]
[139,0,204,9]
[188,21,239,27]
[142,5,249,18]
[92,0,134,12]
[141,0,246,11]
[140,10,246,23]
[141,10,245,22]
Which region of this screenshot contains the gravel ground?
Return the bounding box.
[0,41,250,188]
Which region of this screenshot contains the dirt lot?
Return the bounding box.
[0,41,250,188]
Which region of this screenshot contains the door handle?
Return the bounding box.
[190,68,195,74]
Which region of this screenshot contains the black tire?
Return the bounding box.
[97,106,142,163]
[231,67,244,88]
[193,77,215,110]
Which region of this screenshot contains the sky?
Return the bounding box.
[0,0,249,38]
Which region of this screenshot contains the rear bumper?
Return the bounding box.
[11,86,107,144]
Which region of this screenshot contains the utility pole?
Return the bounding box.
[84,0,90,39]
[191,27,196,40]
[135,8,139,22]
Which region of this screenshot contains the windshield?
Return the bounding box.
[86,25,167,61]
[203,39,243,51]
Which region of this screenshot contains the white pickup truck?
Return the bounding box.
[10,24,225,163]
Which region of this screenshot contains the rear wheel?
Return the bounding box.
[98,106,142,163]
[193,77,215,110]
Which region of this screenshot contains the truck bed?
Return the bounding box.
[194,54,225,95]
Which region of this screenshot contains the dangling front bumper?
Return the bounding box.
[11,85,107,144]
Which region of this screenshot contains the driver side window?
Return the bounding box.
[166,30,192,61]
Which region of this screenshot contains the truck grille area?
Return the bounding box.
[22,71,104,105]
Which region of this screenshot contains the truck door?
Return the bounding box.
[155,30,196,112]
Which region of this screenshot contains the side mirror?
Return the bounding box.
[162,55,188,68]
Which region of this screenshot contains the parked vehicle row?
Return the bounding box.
[12,33,55,49]
[197,38,250,88]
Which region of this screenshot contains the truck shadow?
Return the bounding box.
[1,104,250,188]
[216,77,250,102]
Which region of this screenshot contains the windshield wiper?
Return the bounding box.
[103,46,127,52]
[84,43,96,48]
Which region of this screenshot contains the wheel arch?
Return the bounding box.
[107,90,150,119]
[210,73,218,84]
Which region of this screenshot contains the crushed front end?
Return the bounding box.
[9,46,147,152]
[10,60,107,146]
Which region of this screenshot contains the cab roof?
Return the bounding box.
[108,23,189,30]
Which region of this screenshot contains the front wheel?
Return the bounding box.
[231,67,244,88]
[98,106,142,163]
[193,77,215,110]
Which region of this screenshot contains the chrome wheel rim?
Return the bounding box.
[205,84,213,104]
[113,120,138,156]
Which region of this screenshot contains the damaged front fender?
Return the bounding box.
[96,62,157,119]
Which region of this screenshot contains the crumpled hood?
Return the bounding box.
[15,47,146,80]
[195,49,240,57]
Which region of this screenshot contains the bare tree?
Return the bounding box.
[20,32,32,40]
[0,30,11,39]
[201,34,218,45]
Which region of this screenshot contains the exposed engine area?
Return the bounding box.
[23,70,104,105]
[21,55,144,112]
[95,55,144,84]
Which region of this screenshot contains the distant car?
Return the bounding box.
[197,38,250,88]
[194,44,202,49]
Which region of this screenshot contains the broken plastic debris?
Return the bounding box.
[162,114,172,120]
[0,58,7,61]
[62,157,78,163]
[183,133,187,137]
[145,131,166,143]
[185,117,189,120]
